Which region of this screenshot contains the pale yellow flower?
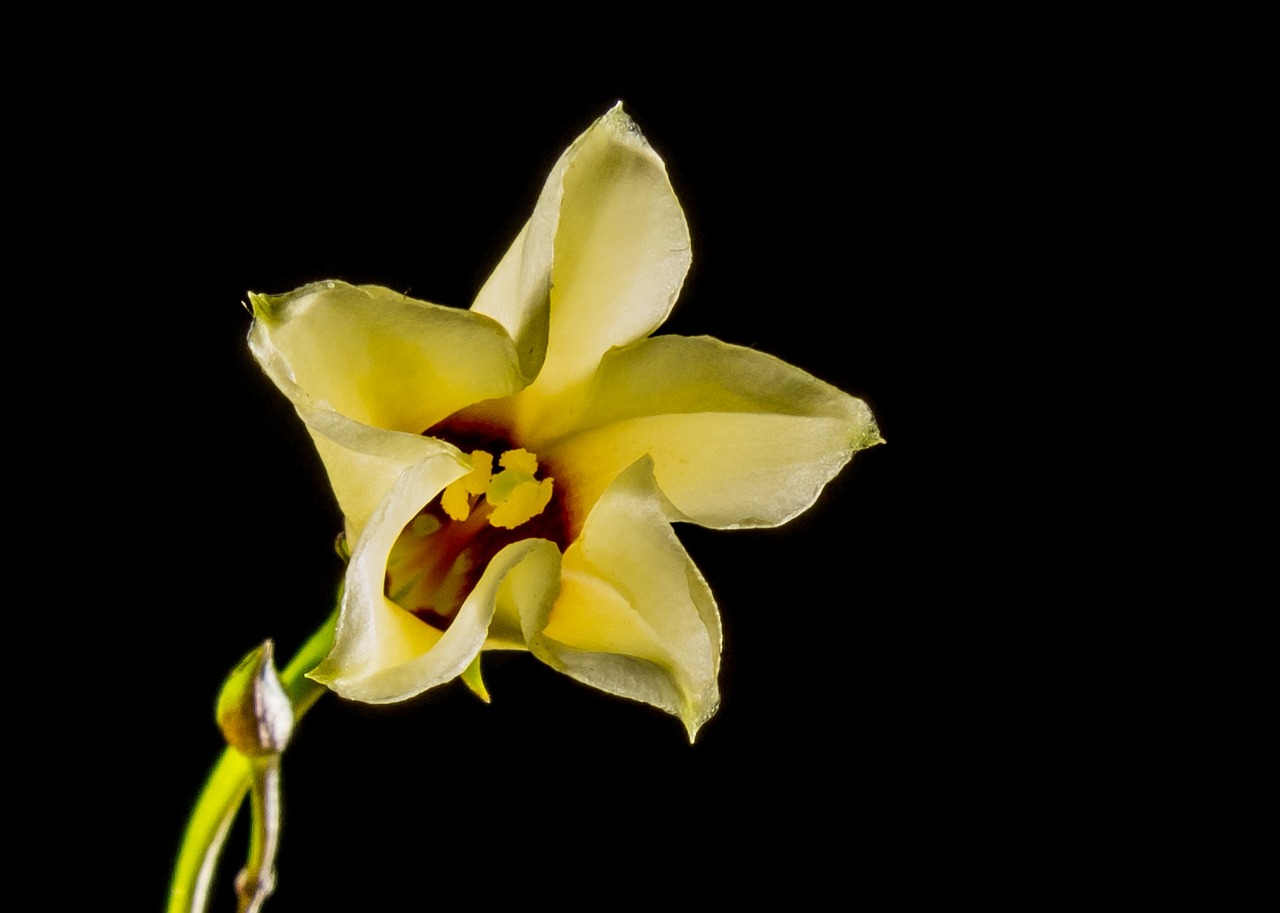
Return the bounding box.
[248,104,880,738]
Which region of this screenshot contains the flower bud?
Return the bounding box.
[216,640,294,757]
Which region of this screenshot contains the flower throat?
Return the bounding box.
[384,420,569,633]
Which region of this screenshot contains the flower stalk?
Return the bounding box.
[235,755,282,913]
[167,612,336,913]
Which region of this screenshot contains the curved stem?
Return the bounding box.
[168,611,336,913]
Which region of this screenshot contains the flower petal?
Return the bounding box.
[542,335,882,530]
[250,280,528,537]
[250,280,524,434]
[520,457,721,740]
[483,537,562,652]
[473,104,691,434]
[309,450,560,702]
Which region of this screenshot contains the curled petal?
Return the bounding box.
[474,104,691,435]
[307,452,469,701]
[543,335,882,530]
[520,457,721,740]
[483,538,562,652]
[313,499,560,702]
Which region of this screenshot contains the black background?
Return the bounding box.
[15,11,1170,905]
[74,68,976,909]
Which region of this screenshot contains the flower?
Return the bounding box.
[247,104,881,739]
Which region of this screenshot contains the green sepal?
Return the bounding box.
[460,653,490,703]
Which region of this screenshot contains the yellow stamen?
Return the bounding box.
[481,449,555,529]
[489,478,554,529]
[485,467,531,505]
[441,450,493,521]
[499,448,538,475]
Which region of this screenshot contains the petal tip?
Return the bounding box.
[858,415,886,451]
[302,662,336,689]
[599,101,648,148]
[682,697,720,743]
[246,290,280,322]
[247,279,350,324]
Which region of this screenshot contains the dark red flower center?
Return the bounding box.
[383,418,569,633]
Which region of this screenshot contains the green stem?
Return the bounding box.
[167,612,336,913]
